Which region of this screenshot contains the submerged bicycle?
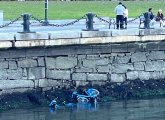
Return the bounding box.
[72,88,100,103]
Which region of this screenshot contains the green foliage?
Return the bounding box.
[0,1,165,20]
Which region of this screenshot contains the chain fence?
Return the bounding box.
[0,13,144,30]
[0,15,22,28]
[31,15,86,27]
[31,13,144,29]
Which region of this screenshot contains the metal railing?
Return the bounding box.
[0,12,144,32]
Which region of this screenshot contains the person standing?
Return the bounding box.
[123,5,128,29]
[114,2,125,29]
[156,9,165,27]
[143,8,154,29]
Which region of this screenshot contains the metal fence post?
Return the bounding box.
[43,0,49,26]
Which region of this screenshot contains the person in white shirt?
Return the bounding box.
[114,2,125,29]
[123,5,128,29]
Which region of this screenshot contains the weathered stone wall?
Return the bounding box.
[0,29,165,95]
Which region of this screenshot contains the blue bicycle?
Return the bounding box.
[72,88,99,103]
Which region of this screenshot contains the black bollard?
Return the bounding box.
[22,14,31,32]
[19,13,35,33]
[83,12,98,31]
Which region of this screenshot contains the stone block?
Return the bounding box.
[145,61,165,72]
[0,41,12,48]
[45,57,56,69]
[18,59,37,68]
[75,81,89,87]
[28,67,45,79]
[145,42,159,51]
[75,67,93,73]
[114,55,130,64]
[127,43,145,52]
[131,52,147,62]
[15,32,49,40]
[159,71,165,79]
[100,53,111,58]
[46,46,80,56]
[61,38,80,45]
[112,63,134,74]
[141,35,165,42]
[0,69,7,80]
[0,33,14,40]
[86,54,100,60]
[111,74,125,82]
[46,69,70,80]
[45,38,80,46]
[9,61,17,69]
[138,71,150,80]
[55,57,77,69]
[80,37,103,44]
[22,68,27,77]
[25,48,46,57]
[39,79,60,88]
[87,73,107,81]
[72,73,86,80]
[158,41,165,50]
[0,80,34,89]
[110,36,140,43]
[34,79,39,88]
[78,55,86,60]
[0,61,8,69]
[0,50,10,58]
[97,65,110,73]
[148,51,165,60]
[76,47,93,55]
[82,58,109,68]
[134,62,145,70]
[112,29,139,36]
[37,57,45,67]
[81,31,112,38]
[7,69,22,80]
[150,71,160,80]
[50,31,81,39]
[139,29,165,35]
[126,71,139,80]
[91,44,112,54]
[15,40,47,47]
[111,43,128,53]
[9,49,26,58]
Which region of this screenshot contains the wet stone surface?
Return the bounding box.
[1,79,165,111]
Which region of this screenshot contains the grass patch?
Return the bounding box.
[0,1,165,20]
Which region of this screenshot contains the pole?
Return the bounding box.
[43,0,49,26]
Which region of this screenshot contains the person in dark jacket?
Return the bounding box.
[143,8,154,29]
[156,9,165,27]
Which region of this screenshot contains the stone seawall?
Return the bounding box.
[0,29,165,95]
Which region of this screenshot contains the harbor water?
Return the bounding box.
[1,98,165,120]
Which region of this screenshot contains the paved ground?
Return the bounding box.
[0,18,163,33]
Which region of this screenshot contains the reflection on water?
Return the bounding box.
[1,98,165,120]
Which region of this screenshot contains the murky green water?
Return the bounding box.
[1,98,165,120]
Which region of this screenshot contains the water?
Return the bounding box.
[1,98,165,120]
